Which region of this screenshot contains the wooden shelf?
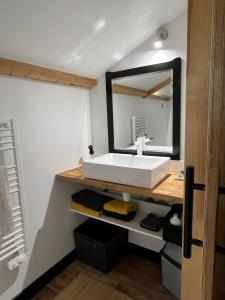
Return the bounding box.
[70,208,166,240]
[56,167,184,203]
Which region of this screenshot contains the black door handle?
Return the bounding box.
[183,166,225,258]
[183,166,194,258]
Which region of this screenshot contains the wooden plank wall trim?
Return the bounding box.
[203,0,225,299]
[182,0,212,299]
[0,57,97,89]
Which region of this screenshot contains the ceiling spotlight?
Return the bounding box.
[153,40,163,49]
[153,27,168,49]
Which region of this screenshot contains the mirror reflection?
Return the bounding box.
[112,69,173,153]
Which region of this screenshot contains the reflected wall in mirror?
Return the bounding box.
[106,58,181,159]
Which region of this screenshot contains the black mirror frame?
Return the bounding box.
[105,57,181,160]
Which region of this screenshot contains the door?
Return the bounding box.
[182,0,225,299]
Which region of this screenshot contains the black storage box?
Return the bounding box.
[163,204,183,245]
[74,219,128,273]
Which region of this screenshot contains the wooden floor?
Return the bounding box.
[32,253,175,300]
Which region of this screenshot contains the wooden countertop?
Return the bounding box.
[56,167,184,203]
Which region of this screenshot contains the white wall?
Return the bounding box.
[0,76,89,300]
[90,12,187,158]
[113,94,143,148]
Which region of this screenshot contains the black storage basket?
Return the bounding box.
[74,219,128,273]
[163,204,183,245]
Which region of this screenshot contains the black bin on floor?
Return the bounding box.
[74,219,128,273]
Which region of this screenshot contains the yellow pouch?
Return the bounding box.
[71,201,103,217]
[104,200,137,215]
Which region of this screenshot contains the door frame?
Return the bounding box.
[202,1,225,299]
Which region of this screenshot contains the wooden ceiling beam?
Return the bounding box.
[0,57,97,89]
[150,94,172,101]
[143,77,172,99]
[112,84,147,97]
[112,83,171,100]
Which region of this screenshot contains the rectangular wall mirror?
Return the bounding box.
[106,58,181,159]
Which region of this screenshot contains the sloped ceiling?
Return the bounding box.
[0,0,186,78]
[113,70,172,91]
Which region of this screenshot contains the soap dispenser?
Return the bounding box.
[170,213,181,226]
[88,145,94,156]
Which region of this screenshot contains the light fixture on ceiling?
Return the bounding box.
[153,27,168,49]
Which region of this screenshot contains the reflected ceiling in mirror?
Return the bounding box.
[106,58,181,159]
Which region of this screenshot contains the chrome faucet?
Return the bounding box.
[134,135,152,155]
[135,136,143,155]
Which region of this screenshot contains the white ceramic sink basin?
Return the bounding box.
[83,153,170,188]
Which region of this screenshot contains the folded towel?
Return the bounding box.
[71,201,103,217]
[0,166,14,238]
[104,200,137,215]
[104,210,136,221]
[71,189,112,212]
[140,213,162,232]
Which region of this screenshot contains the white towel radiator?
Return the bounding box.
[131,115,147,144]
[0,120,29,270]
